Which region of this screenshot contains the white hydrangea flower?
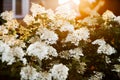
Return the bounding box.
[60,22,74,32]
[27,41,48,60]
[23,14,35,25]
[97,44,116,55]
[74,27,90,41]
[65,32,80,45]
[0,41,15,65]
[81,16,100,26]
[20,65,39,80]
[47,46,58,57]
[4,19,19,29]
[105,56,111,64]
[69,48,84,60]
[2,35,17,46]
[77,62,86,74]
[27,41,58,60]
[118,57,120,62]
[89,71,104,80]
[21,58,27,65]
[92,38,106,46]
[1,41,26,65]
[50,64,69,80]
[11,47,27,65]
[0,18,19,31]
[11,47,25,58]
[102,10,116,21]
[39,28,58,44]
[14,39,26,48]
[65,27,90,46]
[2,51,15,65]
[114,16,120,24]
[2,35,25,48]
[30,3,46,17]
[0,25,8,35]
[0,11,13,21]
[0,41,5,55]
[0,41,8,53]
[46,9,55,20]
[59,50,70,59]
[38,71,52,80]
[28,36,40,44]
[55,4,77,20]
[92,39,116,55]
[52,20,70,30]
[113,64,120,73]
[55,19,64,27]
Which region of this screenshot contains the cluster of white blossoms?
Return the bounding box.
[47,46,58,58]
[46,9,55,20]
[30,3,46,17]
[23,14,35,25]
[112,57,120,73]
[0,41,12,64]
[59,47,84,60]
[0,11,27,65]
[30,3,55,20]
[102,10,120,28]
[81,15,100,26]
[89,71,104,80]
[27,41,58,60]
[37,71,52,80]
[118,57,120,62]
[0,11,19,36]
[92,38,106,46]
[10,47,27,64]
[54,19,65,28]
[59,50,70,59]
[20,64,69,80]
[4,18,19,29]
[0,11,13,21]
[0,41,26,65]
[92,39,116,55]
[69,47,84,60]
[1,11,19,28]
[105,56,111,64]
[20,65,39,80]
[114,16,120,25]
[1,2,120,80]
[76,62,87,74]
[2,36,17,46]
[37,28,58,44]
[50,64,69,80]
[55,4,77,20]
[0,25,8,35]
[65,27,90,45]
[102,10,116,21]
[60,22,74,32]
[113,64,120,73]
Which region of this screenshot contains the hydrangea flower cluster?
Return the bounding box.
[0,3,120,80]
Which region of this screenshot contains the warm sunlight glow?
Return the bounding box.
[58,0,80,5]
[73,0,80,5]
[88,0,96,3]
[58,0,69,4]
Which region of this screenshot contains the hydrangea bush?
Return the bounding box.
[0,3,120,80]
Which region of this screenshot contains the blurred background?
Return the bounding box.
[0,0,120,19]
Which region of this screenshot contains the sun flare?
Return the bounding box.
[58,0,69,4]
[73,0,80,5]
[88,0,96,3]
[58,0,80,5]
